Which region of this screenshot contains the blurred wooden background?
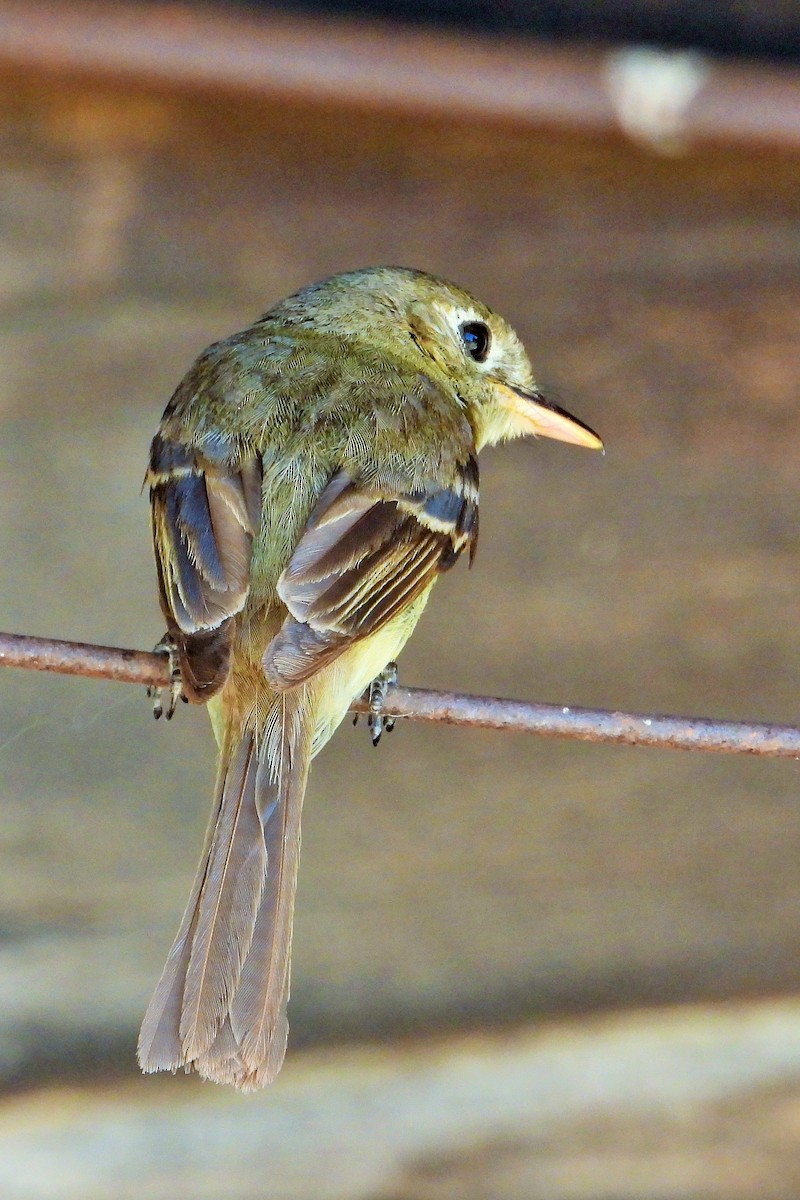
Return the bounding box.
[1,2,800,1197]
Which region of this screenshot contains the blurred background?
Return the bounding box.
[1,1,800,1196]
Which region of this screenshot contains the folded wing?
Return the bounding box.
[147,431,262,700]
[264,459,479,688]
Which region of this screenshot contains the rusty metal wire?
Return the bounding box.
[2,630,800,759]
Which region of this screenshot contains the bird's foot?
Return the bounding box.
[148,634,186,720]
[363,661,398,747]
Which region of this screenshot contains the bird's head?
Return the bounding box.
[264,266,603,454]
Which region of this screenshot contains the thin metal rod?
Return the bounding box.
[0,631,168,687]
[2,630,799,759]
[359,688,800,758]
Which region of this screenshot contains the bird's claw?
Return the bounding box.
[367,662,398,747]
[148,634,184,720]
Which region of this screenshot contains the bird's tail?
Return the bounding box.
[137,689,312,1090]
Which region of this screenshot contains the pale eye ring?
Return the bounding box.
[460,321,491,363]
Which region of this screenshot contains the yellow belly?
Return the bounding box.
[206,583,434,757]
[308,582,434,756]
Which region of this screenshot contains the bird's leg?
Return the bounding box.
[148,633,186,721]
[366,661,398,747]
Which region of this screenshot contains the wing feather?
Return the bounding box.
[264,461,478,689]
[147,431,262,700]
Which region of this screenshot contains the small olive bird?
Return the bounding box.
[138,267,602,1090]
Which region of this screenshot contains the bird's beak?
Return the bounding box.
[494,383,604,451]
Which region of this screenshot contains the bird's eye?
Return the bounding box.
[460,321,491,363]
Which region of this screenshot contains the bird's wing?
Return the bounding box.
[147,431,262,700]
[263,460,479,688]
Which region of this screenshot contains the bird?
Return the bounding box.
[137,266,603,1091]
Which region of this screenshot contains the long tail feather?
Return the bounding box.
[179,737,262,1059]
[138,692,311,1088]
[230,695,310,1076]
[137,755,231,1073]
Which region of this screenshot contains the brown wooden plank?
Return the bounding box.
[0,0,798,149]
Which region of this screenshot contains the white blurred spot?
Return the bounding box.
[605,47,711,154]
